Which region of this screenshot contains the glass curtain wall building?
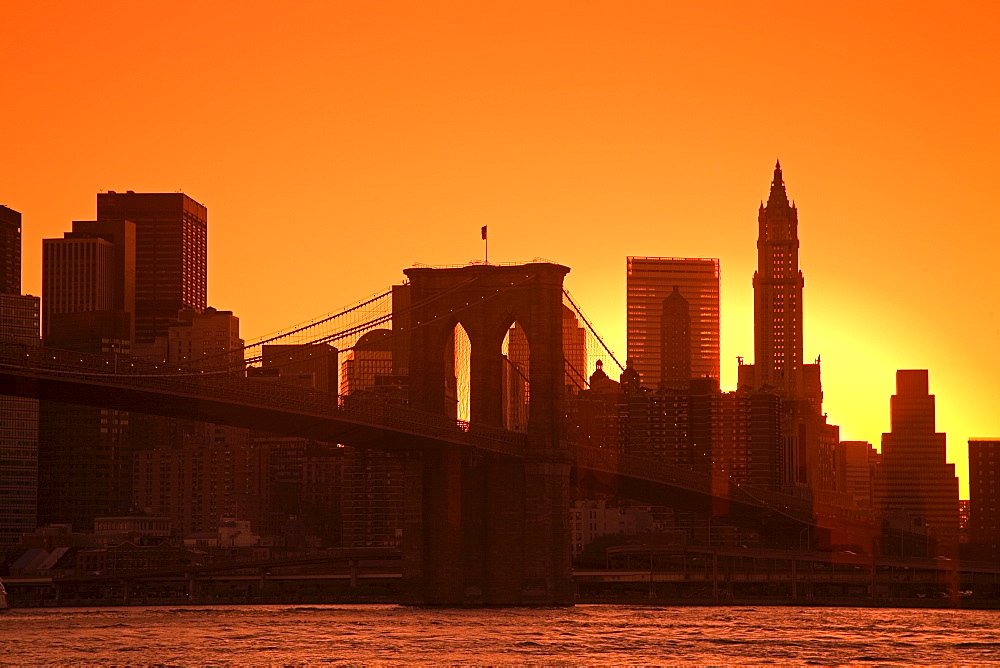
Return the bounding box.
[626,256,720,389]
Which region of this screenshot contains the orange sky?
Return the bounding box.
[2,1,997,495]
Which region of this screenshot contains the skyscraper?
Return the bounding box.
[38,220,136,529]
[41,219,135,345]
[0,204,22,295]
[968,438,999,561]
[875,370,959,542]
[751,160,804,396]
[626,257,720,389]
[0,203,40,544]
[96,191,207,348]
[737,163,834,496]
[339,328,404,548]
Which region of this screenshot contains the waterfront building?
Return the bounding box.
[569,500,654,557]
[133,435,266,537]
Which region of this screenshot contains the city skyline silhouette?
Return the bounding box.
[2,2,996,497]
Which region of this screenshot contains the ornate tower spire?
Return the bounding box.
[767,159,790,208]
[753,161,804,395]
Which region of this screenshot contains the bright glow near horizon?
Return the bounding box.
[2,1,997,496]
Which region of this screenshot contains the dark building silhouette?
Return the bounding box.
[875,370,960,544]
[38,219,137,530]
[81,193,255,541]
[660,286,692,391]
[42,219,135,346]
[251,344,342,545]
[748,160,804,396]
[132,308,260,538]
[0,204,22,295]
[737,163,838,499]
[340,328,405,548]
[96,191,207,350]
[261,343,339,395]
[737,161,821,405]
[566,364,785,549]
[167,307,242,370]
[836,441,879,509]
[0,203,40,544]
[968,438,1000,561]
[626,257,720,388]
[133,431,265,538]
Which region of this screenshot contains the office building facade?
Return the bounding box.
[96,191,207,348]
[626,256,720,389]
[875,370,960,542]
[0,206,41,543]
[0,204,21,295]
[37,220,136,530]
[968,438,999,561]
[41,219,135,345]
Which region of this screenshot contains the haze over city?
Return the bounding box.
[2,0,996,495]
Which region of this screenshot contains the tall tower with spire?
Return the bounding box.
[752,160,805,396]
[738,162,836,496]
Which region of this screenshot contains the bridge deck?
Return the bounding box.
[0,343,876,528]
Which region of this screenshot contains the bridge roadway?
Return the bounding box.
[0,343,873,528]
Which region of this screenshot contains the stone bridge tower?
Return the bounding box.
[401,262,573,605]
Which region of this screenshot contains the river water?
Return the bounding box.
[1,604,998,664]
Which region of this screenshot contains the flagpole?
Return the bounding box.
[482,225,488,264]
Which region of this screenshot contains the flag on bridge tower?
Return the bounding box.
[481,225,487,240]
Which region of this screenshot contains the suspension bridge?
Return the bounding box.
[0,261,876,605]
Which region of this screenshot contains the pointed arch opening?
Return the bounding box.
[501,321,530,432]
[445,322,472,423]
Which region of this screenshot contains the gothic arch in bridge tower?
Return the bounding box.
[443,321,472,422]
[404,264,568,443]
[501,322,529,432]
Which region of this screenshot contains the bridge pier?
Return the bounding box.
[402,453,572,606]
[482,459,525,604]
[422,446,466,605]
[521,459,573,604]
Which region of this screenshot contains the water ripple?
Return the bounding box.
[1,605,999,664]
